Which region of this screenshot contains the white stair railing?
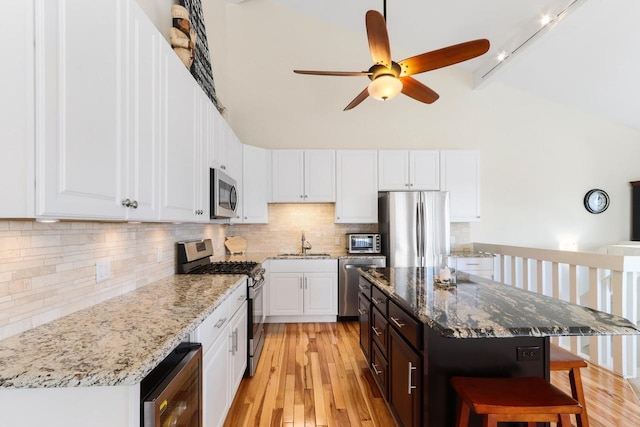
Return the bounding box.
[473,243,640,378]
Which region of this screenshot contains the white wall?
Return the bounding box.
[215,0,640,251]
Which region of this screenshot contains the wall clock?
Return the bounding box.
[584,189,609,214]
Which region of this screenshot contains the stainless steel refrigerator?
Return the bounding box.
[378,191,450,267]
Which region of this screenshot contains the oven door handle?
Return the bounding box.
[248,279,265,299]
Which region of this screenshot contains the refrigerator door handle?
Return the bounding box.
[419,197,426,267]
[416,201,422,263]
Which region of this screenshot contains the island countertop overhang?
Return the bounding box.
[359,267,639,339]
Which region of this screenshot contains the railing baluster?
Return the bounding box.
[536,260,543,295]
[569,264,578,354]
[510,256,517,286]
[523,258,530,291]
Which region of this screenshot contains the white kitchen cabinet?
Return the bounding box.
[0,0,34,218]
[233,144,270,224]
[303,272,337,315]
[456,256,494,280]
[35,0,127,219]
[195,281,246,427]
[268,259,337,321]
[378,150,439,191]
[271,150,335,202]
[212,111,242,181]
[335,150,378,223]
[122,3,162,221]
[440,150,481,222]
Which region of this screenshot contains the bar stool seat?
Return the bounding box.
[550,344,590,427]
[450,376,582,427]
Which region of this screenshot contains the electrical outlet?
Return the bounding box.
[335,237,341,246]
[517,346,541,361]
[156,247,163,263]
[96,259,111,283]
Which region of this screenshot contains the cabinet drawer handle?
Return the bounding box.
[372,297,383,305]
[371,362,383,376]
[300,278,303,290]
[214,318,227,328]
[357,308,367,316]
[238,294,245,301]
[371,326,381,337]
[466,263,480,266]
[408,362,417,395]
[390,316,406,328]
[358,285,369,293]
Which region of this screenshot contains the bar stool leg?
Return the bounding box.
[569,367,590,427]
[559,413,572,426]
[456,399,471,427]
[484,413,498,427]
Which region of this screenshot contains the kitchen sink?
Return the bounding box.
[278,253,332,258]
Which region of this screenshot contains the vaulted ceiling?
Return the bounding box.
[241,0,640,132]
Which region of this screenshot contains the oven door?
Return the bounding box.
[248,278,265,376]
[142,344,202,427]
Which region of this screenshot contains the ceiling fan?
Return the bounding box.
[293,8,490,111]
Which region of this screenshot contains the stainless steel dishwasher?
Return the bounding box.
[338,257,386,320]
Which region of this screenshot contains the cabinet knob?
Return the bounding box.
[300,195,304,199]
[221,165,226,170]
[121,199,131,207]
[244,216,247,220]
[409,183,414,187]
[131,200,138,209]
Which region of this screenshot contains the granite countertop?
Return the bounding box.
[360,267,639,339]
[0,274,246,389]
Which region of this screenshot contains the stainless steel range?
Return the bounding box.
[176,239,265,377]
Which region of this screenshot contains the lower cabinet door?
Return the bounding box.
[389,328,421,427]
[358,293,371,361]
[203,326,230,427]
[371,341,388,398]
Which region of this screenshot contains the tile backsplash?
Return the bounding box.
[0,220,226,340]
[228,203,471,254]
[0,206,470,340]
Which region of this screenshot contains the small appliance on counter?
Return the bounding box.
[176,239,265,377]
[347,233,381,254]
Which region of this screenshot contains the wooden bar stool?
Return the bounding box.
[450,376,582,427]
[550,344,590,427]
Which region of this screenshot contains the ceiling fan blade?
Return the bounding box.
[398,39,490,76]
[344,87,370,111]
[366,10,391,68]
[400,76,439,104]
[294,70,372,77]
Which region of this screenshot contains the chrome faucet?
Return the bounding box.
[301,231,312,255]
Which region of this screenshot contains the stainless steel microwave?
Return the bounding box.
[347,233,381,254]
[210,168,238,219]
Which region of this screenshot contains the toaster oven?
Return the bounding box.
[347,233,381,254]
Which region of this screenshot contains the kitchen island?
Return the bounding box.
[358,267,638,427]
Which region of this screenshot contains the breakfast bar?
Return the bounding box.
[358,267,639,426]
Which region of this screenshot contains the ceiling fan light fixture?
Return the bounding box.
[368,74,403,101]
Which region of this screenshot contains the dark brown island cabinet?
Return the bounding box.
[358,276,547,427]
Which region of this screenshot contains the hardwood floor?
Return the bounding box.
[225,322,640,427]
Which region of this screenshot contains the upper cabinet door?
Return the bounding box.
[440,150,480,222]
[378,150,410,191]
[271,150,304,202]
[239,144,270,224]
[160,43,200,222]
[409,150,439,190]
[335,150,378,223]
[35,0,126,219]
[304,150,335,202]
[379,150,439,191]
[124,2,161,221]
